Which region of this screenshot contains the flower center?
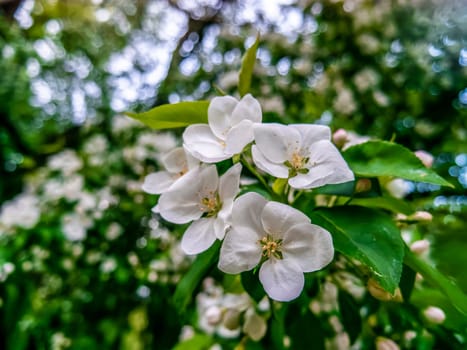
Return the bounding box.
[285,151,310,176]
[199,191,222,217]
[259,234,283,260]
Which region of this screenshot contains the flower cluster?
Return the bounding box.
[143,94,355,301]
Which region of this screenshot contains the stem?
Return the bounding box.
[241,155,275,197]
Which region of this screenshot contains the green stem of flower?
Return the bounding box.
[241,155,275,197]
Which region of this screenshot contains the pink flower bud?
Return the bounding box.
[410,211,433,222]
[410,239,430,255]
[376,337,400,350]
[423,306,446,324]
[332,128,349,149]
[414,150,434,168]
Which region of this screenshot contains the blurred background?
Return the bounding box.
[0,0,466,349]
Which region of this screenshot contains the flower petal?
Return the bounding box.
[282,223,334,272]
[225,120,255,154]
[162,147,188,173]
[231,94,262,125]
[290,124,331,146]
[259,259,304,301]
[157,190,203,224]
[183,124,231,163]
[142,171,173,194]
[289,140,354,189]
[253,123,301,163]
[231,192,268,232]
[218,226,262,274]
[197,165,220,196]
[181,218,218,255]
[208,95,238,139]
[219,163,242,202]
[155,168,205,223]
[217,164,242,225]
[261,201,310,237]
[252,145,289,178]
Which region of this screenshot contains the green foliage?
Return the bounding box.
[238,34,260,97]
[343,141,453,187]
[173,241,220,311]
[125,101,209,130]
[311,206,405,293]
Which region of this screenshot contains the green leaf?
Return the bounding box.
[173,241,220,311]
[404,247,467,316]
[172,334,213,350]
[125,101,209,130]
[311,206,404,293]
[411,288,467,334]
[314,180,355,196]
[238,34,260,97]
[286,308,325,350]
[338,290,362,344]
[343,141,453,187]
[348,196,414,215]
[399,263,417,302]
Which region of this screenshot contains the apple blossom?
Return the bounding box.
[183,94,262,162]
[142,147,199,194]
[252,123,354,189]
[155,163,242,254]
[218,192,334,301]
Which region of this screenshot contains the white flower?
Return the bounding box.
[142,147,200,194]
[155,163,242,254]
[0,193,41,230]
[219,192,334,301]
[252,123,354,189]
[183,94,262,163]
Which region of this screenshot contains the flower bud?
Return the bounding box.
[414,150,434,168]
[367,279,403,302]
[423,306,446,324]
[355,178,372,193]
[205,306,222,325]
[410,239,430,255]
[409,211,433,222]
[332,128,349,149]
[243,309,267,341]
[222,309,241,330]
[376,337,400,350]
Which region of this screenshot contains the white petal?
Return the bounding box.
[231,94,262,125]
[252,145,289,178]
[225,120,254,154]
[231,192,267,232]
[142,171,173,194]
[181,218,218,255]
[197,165,220,196]
[183,124,231,163]
[261,201,310,237]
[162,147,188,173]
[186,151,201,170]
[259,259,304,302]
[219,163,242,202]
[155,169,205,223]
[290,124,331,147]
[289,140,354,189]
[253,123,301,163]
[208,95,238,139]
[217,164,242,226]
[282,223,334,272]
[218,226,262,274]
[157,190,203,224]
